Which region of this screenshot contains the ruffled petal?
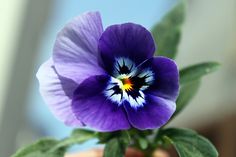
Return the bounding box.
[72,75,130,132]
[124,95,176,130]
[53,11,106,84]
[36,59,83,126]
[98,23,156,74]
[139,57,179,101]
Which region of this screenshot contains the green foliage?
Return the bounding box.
[98,130,130,144]
[180,62,220,85]
[48,129,96,152]
[174,80,201,117]
[97,131,119,144]
[103,131,130,157]
[172,62,220,118]
[138,137,149,150]
[11,138,65,157]
[11,129,96,157]
[152,0,186,59]
[103,138,128,157]
[159,128,218,157]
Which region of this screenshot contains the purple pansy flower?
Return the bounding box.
[37,12,179,132]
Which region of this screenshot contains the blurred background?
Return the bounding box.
[0,0,235,156]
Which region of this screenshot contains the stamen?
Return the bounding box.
[121,77,133,91]
[105,57,155,108]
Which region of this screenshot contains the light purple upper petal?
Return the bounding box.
[53,12,106,84]
[98,23,156,74]
[36,59,83,127]
[72,75,130,132]
[124,95,176,130]
[139,57,179,101]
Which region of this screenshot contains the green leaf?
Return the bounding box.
[98,130,131,144]
[103,138,128,157]
[180,62,220,85]
[152,0,186,59]
[103,131,130,157]
[169,62,220,120]
[49,129,96,152]
[11,138,65,157]
[12,129,96,157]
[174,80,201,117]
[159,128,218,157]
[97,132,118,144]
[138,137,148,150]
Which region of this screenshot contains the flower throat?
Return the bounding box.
[104,58,154,108]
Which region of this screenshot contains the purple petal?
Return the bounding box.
[98,23,156,74]
[53,11,106,84]
[36,59,83,127]
[140,57,179,101]
[72,75,130,132]
[124,95,176,130]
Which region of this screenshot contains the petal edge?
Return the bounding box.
[53,12,106,84]
[36,58,83,127]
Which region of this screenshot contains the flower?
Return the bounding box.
[37,12,179,132]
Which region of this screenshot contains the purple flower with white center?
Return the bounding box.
[37,12,179,132]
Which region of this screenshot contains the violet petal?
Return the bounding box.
[98,23,156,74]
[124,95,176,130]
[36,59,83,126]
[53,11,106,84]
[72,75,130,132]
[140,56,179,101]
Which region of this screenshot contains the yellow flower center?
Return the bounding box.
[121,77,133,91]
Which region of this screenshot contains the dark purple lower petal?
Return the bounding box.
[98,23,156,74]
[72,75,130,132]
[139,57,179,101]
[124,95,176,130]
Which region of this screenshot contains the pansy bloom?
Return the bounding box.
[37,12,179,132]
